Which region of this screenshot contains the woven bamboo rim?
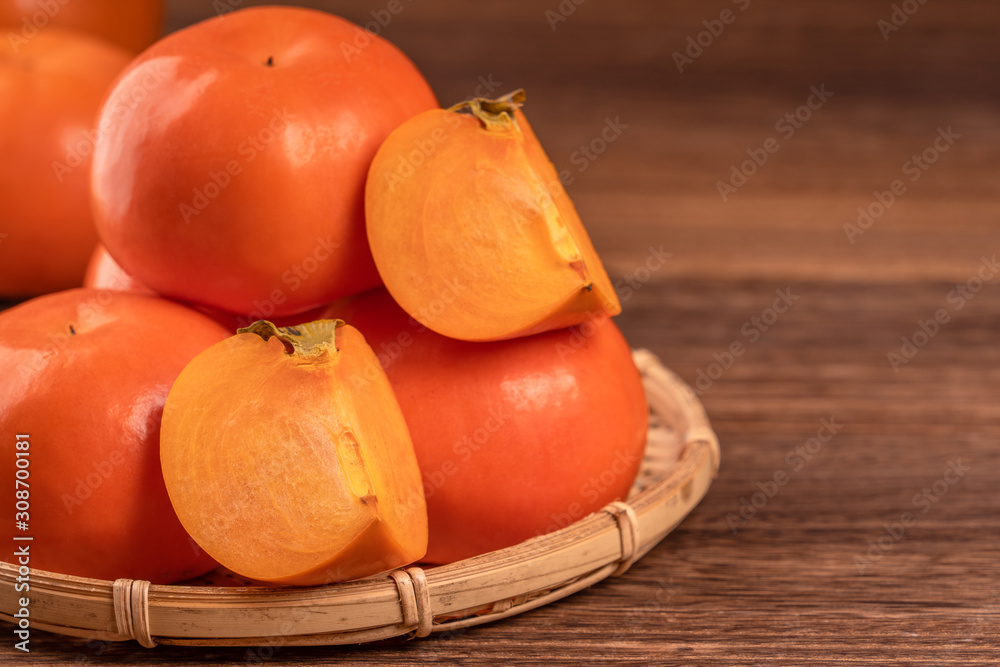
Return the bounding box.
[0,349,719,647]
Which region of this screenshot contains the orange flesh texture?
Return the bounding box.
[513,107,620,317]
[160,322,427,585]
[366,106,620,342]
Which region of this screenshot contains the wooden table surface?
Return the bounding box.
[4,0,999,664]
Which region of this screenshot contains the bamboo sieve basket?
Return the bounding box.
[0,349,719,648]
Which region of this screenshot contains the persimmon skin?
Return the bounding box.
[0,289,227,582]
[83,244,153,294]
[0,0,163,53]
[365,92,620,342]
[0,28,131,298]
[83,244,333,335]
[91,6,438,318]
[332,289,648,564]
[160,321,428,585]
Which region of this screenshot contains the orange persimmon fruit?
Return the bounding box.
[83,244,153,294]
[82,244,332,334]
[0,288,227,582]
[365,89,621,342]
[0,0,163,53]
[0,27,131,298]
[91,6,438,318]
[332,288,648,564]
[160,320,427,585]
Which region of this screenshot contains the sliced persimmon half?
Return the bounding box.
[160,319,427,585]
[365,89,621,342]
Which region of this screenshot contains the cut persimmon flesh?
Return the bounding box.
[365,89,621,342]
[160,320,427,585]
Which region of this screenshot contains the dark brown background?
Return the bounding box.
[5,0,1000,664]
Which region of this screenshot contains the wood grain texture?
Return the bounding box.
[3,0,1000,663]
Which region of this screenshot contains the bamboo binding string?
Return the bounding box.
[112,578,156,648]
[112,579,131,640]
[685,426,721,476]
[390,567,433,637]
[603,501,640,576]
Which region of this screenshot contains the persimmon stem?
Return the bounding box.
[448,89,526,131]
[238,319,343,356]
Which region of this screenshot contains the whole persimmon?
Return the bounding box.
[0,28,131,298]
[82,243,329,333]
[0,0,163,53]
[83,244,152,294]
[332,288,649,564]
[0,289,227,582]
[91,6,438,318]
[161,320,427,585]
[366,90,620,342]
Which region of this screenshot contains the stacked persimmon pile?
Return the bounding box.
[0,6,651,585]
